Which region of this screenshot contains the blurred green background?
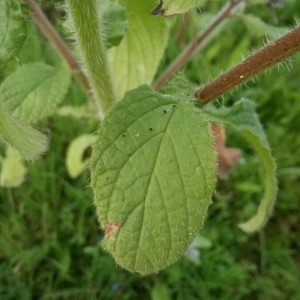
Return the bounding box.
[0,0,299,299]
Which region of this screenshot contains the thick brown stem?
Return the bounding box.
[195,25,300,103]
[154,0,243,90]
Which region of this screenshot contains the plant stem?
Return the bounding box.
[154,0,244,90]
[22,0,91,96]
[195,25,300,104]
[67,0,116,119]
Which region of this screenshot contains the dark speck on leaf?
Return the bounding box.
[106,177,110,181]
[163,109,167,114]
[122,134,126,137]
[149,128,153,131]
[172,104,177,108]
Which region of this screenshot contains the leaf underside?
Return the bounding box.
[91,85,216,274]
[0,105,48,160]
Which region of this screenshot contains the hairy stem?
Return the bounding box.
[22,0,91,96]
[154,0,244,90]
[195,25,300,103]
[67,0,116,119]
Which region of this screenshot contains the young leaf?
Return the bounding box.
[152,0,197,16]
[203,99,277,232]
[0,0,27,66]
[0,146,26,187]
[66,134,97,178]
[0,105,48,160]
[0,63,71,122]
[91,85,216,274]
[108,0,169,100]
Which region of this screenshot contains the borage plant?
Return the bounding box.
[0,0,299,274]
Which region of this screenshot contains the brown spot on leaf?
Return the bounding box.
[105,223,121,240]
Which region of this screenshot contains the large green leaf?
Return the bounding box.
[204,99,277,232]
[108,0,169,100]
[0,63,71,122]
[0,0,27,66]
[91,85,216,274]
[152,0,197,16]
[0,105,48,160]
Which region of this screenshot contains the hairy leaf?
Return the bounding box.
[0,146,26,187]
[152,0,198,16]
[108,0,169,100]
[0,105,48,160]
[0,0,27,66]
[66,134,97,178]
[0,63,71,122]
[204,99,277,232]
[91,85,216,274]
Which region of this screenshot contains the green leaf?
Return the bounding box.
[160,73,196,99]
[108,0,169,100]
[0,146,26,187]
[238,14,287,39]
[204,99,277,232]
[0,105,49,160]
[66,134,97,178]
[0,63,71,122]
[102,2,128,48]
[91,85,216,274]
[0,0,27,66]
[152,0,198,16]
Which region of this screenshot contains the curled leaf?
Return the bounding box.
[204,99,277,232]
[66,134,97,178]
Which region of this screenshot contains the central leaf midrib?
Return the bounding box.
[102,102,176,221]
[132,107,177,270]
